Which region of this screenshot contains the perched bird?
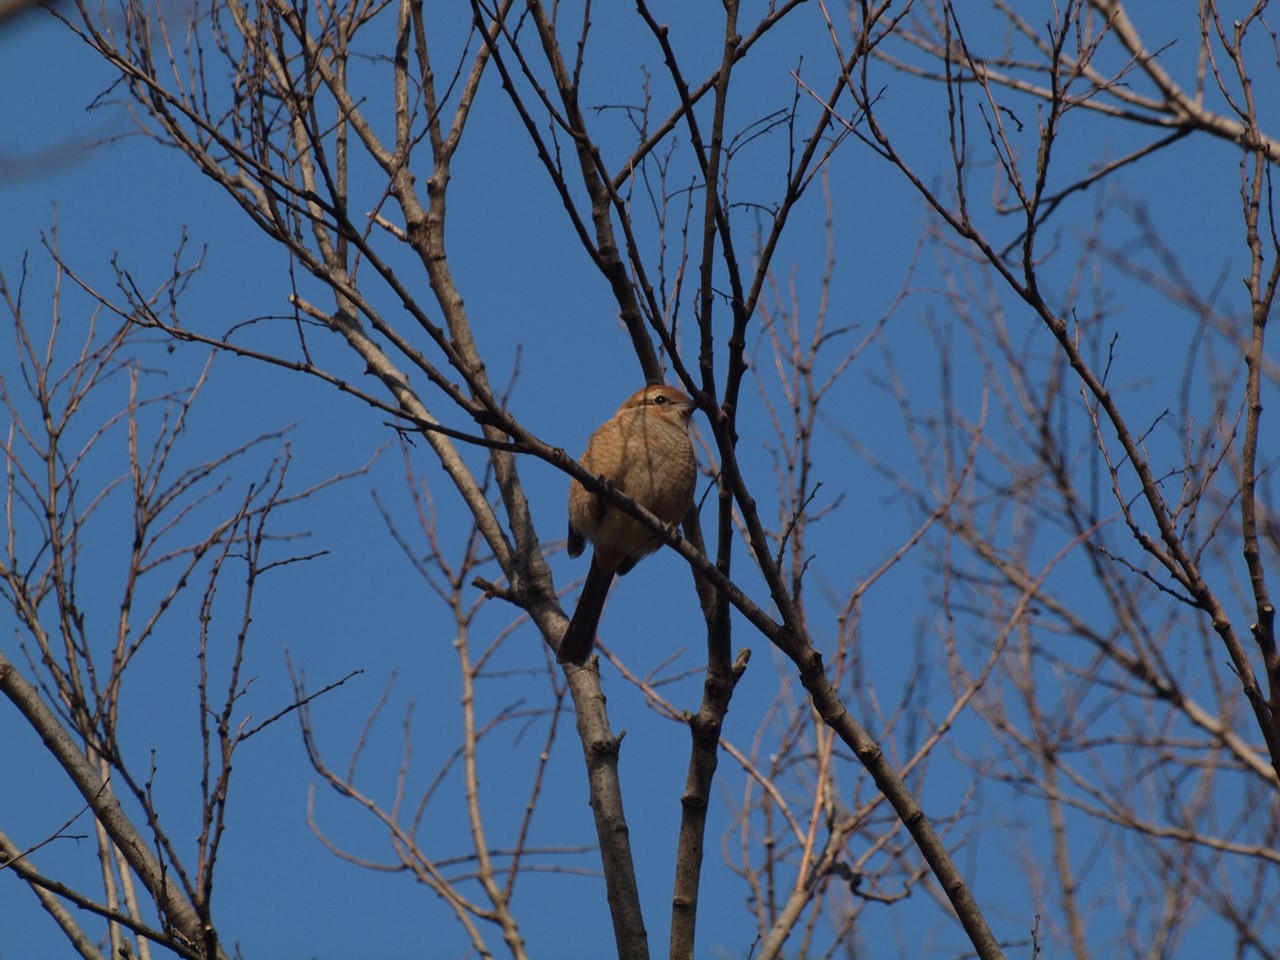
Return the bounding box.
[559,385,697,664]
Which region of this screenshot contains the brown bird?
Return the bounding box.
[559,385,698,664]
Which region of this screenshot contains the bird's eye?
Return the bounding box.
[653,393,668,405]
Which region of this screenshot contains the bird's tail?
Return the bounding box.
[558,557,615,664]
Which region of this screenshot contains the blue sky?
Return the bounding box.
[2,3,1272,959]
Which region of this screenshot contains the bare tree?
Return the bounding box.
[0,239,363,960]
[3,1,1278,958]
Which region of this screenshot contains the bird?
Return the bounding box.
[558,384,698,664]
